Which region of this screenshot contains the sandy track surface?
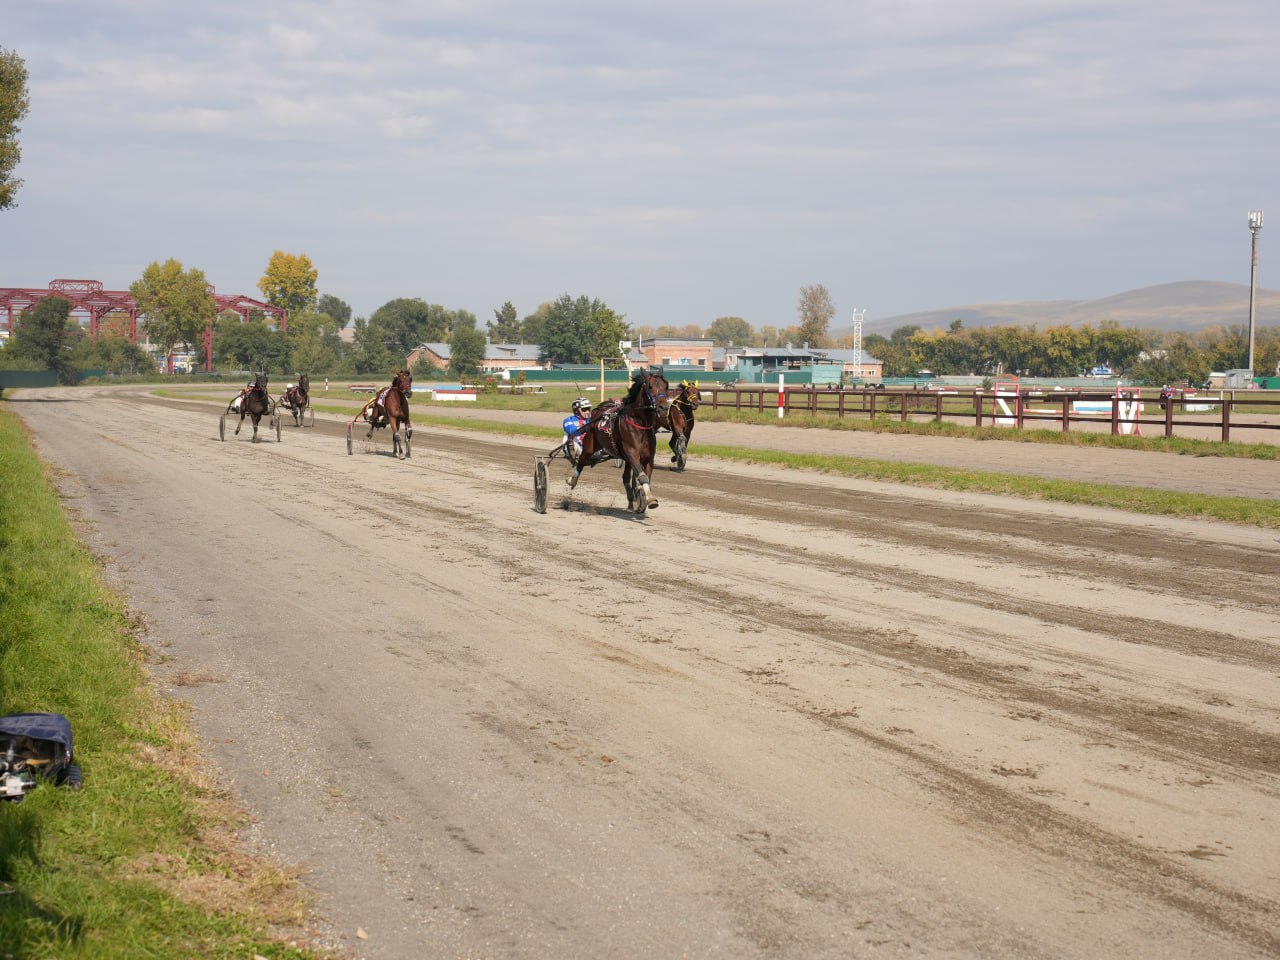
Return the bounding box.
[10,386,1280,960]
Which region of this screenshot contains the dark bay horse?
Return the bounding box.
[231,372,274,442]
[658,379,701,470]
[280,373,310,427]
[568,369,671,514]
[363,370,414,459]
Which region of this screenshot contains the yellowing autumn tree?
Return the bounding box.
[258,251,318,316]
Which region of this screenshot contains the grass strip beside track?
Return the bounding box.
[0,408,328,960]
[409,414,1280,529]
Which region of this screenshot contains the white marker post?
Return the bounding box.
[778,374,785,419]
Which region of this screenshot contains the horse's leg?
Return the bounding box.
[394,418,406,459]
[250,413,260,442]
[568,429,599,490]
[234,410,245,436]
[637,435,658,511]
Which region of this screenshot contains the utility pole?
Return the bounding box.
[851,308,865,375]
[1247,211,1264,374]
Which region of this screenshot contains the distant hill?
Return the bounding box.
[843,281,1280,339]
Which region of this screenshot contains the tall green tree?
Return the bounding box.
[317,293,352,330]
[521,302,553,345]
[488,301,522,343]
[0,47,29,211]
[130,260,216,372]
[707,316,753,347]
[364,298,453,358]
[258,251,318,316]
[449,326,487,378]
[539,294,627,365]
[11,296,75,382]
[212,313,288,372]
[796,283,835,348]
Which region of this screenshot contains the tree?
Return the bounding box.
[130,260,216,372]
[521,302,553,345]
[488,301,522,343]
[10,296,75,382]
[213,312,288,372]
[317,293,352,330]
[258,251,318,316]
[539,294,628,365]
[0,47,29,211]
[707,316,753,348]
[70,332,154,377]
[364,298,453,359]
[449,326,487,378]
[796,284,835,348]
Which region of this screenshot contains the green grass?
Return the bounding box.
[0,409,328,959]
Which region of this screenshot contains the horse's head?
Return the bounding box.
[253,372,268,394]
[678,380,701,410]
[298,374,309,394]
[394,369,413,398]
[637,369,671,414]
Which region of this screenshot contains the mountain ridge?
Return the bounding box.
[846,281,1280,338]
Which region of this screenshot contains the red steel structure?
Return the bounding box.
[0,279,287,371]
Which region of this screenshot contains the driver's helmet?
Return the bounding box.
[287,382,294,390]
[572,397,591,415]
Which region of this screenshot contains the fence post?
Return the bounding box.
[1222,392,1232,442]
[1110,397,1121,436]
[1164,396,1174,438]
[1061,395,1071,432]
[975,390,983,427]
[935,392,943,424]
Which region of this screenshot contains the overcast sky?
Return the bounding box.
[3,0,1276,332]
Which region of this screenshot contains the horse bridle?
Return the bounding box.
[639,373,669,411]
[623,374,669,431]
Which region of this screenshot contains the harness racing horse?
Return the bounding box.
[658,379,701,471]
[279,373,311,427]
[361,370,414,459]
[229,372,276,442]
[568,369,671,515]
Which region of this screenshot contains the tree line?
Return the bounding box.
[3,259,1275,387]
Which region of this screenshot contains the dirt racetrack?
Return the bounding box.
[10,385,1280,960]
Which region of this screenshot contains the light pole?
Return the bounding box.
[1247,210,1264,375]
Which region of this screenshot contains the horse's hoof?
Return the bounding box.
[648,500,659,509]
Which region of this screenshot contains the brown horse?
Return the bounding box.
[658,379,701,470]
[362,370,414,459]
[229,372,274,442]
[568,369,671,514]
[279,373,311,427]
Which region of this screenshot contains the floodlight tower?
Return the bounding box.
[1247,211,1264,375]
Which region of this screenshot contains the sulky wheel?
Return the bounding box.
[273,414,282,441]
[219,413,226,441]
[346,425,353,455]
[306,406,315,427]
[533,459,548,514]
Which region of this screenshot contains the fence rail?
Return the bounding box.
[704,386,1280,443]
